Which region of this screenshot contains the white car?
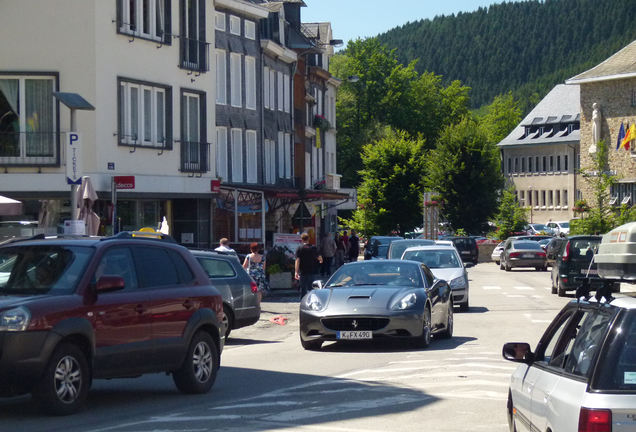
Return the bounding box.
[503,295,636,432]
[491,241,504,265]
[547,220,570,235]
[401,245,470,311]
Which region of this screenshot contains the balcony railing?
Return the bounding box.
[180,140,208,173]
[0,132,57,165]
[179,37,210,72]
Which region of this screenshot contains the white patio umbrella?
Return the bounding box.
[0,195,23,216]
[77,176,100,235]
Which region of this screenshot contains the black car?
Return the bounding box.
[363,236,404,260]
[448,236,478,265]
[545,236,567,267]
[550,235,619,296]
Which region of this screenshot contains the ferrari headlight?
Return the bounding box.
[0,306,31,331]
[449,276,466,289]
[392,293,417,310]
[304,292,325,311]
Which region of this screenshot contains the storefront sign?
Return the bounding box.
[114,176,135,189]
[211,179,221,193]
[273,233,302,256]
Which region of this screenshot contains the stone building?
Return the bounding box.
[566,40,636,207]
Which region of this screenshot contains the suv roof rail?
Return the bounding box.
[104,231,177,243]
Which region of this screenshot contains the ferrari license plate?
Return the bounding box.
[337,331,372,340]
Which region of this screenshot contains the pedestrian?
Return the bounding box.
[295,232,323,299]
[341,230,350,261]
[334,232,345,269]
[319,232,337,277]
[214,238,235,253]
[243,242,269,300]
[348,229,360,262]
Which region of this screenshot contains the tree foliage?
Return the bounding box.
[425,117,504,234]
[493,186,528,240]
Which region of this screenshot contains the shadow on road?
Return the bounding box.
[460,306,489,314]
[225,337,281,346]
[319,335,478,353]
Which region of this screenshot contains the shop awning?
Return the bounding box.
[0,195,23,216]
[272,190,349,201]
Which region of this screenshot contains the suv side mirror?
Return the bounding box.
[96,275,125,292]
[502,342,533,363]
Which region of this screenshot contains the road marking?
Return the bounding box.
[482,286,501,290]
[514,286,534,290]
[505,294,525,298]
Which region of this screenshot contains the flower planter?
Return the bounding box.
[269,272,293,290]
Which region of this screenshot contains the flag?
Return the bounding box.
[621,122,632,150]
[616,122,625,150]
[630,123,636,151]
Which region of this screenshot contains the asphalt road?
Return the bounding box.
[2,263,632,431]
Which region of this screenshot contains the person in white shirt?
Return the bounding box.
[214,238,235,253]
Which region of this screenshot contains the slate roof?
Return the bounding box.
[566,39,636,84]
[498,84,580,147]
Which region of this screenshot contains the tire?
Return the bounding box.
[505,261,511,272]
[416,307,432,348]
[499,260,504,270]
[440,303,453,338]
[222,304,233,340]
[495,260,500,266]
[173,331,218,394]
[557,280,567,297]
[32,343,90,416]
[459,300,469,312]
[300,336,323,351]
[507,391,517,432]
[551,278,557,294]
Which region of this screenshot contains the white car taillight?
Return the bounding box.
[578,407,611,432]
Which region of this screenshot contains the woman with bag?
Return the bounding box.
[243,242,269,299]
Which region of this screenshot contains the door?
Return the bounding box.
[90,246,153,377]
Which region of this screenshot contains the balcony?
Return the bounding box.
[180,141,208,173]
[0,132,57,166]
[179,37,210,72]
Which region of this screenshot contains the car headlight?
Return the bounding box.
[303,292,325,311]
[0,306,31,331]
[449,276,466,289]
[392,292,417,310]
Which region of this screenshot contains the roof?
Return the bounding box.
[566,39,636,84]
[498,84,580,147]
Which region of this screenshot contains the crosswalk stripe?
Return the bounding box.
[482,286,501,290]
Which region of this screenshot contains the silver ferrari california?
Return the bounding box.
[299,260,453,350]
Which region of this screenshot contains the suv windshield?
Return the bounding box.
[0,245,94,295]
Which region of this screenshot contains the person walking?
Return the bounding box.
[334,232,346,270]
[319,232,337,277]
[243,242,269,300]
[341,230,350,261]
[295,232,322,299]
[215,238,235,253]
[348,229,360,262]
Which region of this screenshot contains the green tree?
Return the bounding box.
[493,186,528,240]
[479,92,522,144]
[340,129,427,236]
[426,117,504,234]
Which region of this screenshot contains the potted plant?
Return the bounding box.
[313,114,331,130]
[573,199,590,214]
[266,245,296,289]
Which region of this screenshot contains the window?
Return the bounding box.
[229,15,241,35]
[94,247,138,290]
[181,90,206,173]
[246,130,257,183]
[550,155,554,172]
[537,311,574,364]
[215,50,226,105]
[216,127,228,180]
[542,156,547,172]
[529,157,533,173]
[133,246,179,287]
[244,20,256,39]
[231,128,243,183]
[514,157,518,173]
[563,190,568,206]
[556,190,561,206]
[264,139,276,184]
[214,12,225,31]
[557,155,561,172]
[245,56,256,110]
[528,191,533,206]
[197,257,236,278]
[179,0,207,72]
[277,131,284,178]
[119,79,170,149]
[230,53,242,107]
[285,133,291,179]
[277,71,284,112]
[119,0,170,43]
[541,190,546,206]
[269,69,276,110]
[507,158,512,174]
[564,155,568,171]
[283,73,290,113]
[535,156,539,172]
[263,66,270,109]
[548,190,553,206]
[563,311,611,377]
[0,75,57,163]
[521,157,526,173]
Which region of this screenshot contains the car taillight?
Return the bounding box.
[509,252,521,258]
[537,252,546,258]
[578,407,611,432]
[562,241,571,262]
[250,281,258,293]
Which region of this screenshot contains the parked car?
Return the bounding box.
[191,250,260,339]
[545,236,567,267]
[538,237,551,252]
[401,245,470,311]
[550,235,619,296]
[491,241,504,265]
[500,239,547,271]
[363,236,403,260]
[513,234,554,242]
[0,231,224,415]
[547,220,570,235]
[386,239,435,259]
[503,296,636,432]
[299,260,453,350]
[448,236,479,265]
[525,223,555,235]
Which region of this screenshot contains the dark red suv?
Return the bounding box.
[0,231,224,415]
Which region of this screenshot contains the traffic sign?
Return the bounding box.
[66,132,82,184]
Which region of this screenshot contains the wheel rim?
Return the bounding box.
[447,307,453,334]
[192,341,213,383]
[423,310,431,344]
[54,355,82,404]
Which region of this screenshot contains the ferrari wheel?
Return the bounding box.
[417,307,432,348]
[440,303,453,338]
[300,336,322,351]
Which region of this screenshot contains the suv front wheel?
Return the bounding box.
[173,331,219,394]
[33,342,90,416]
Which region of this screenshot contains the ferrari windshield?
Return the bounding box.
[0,245,94,295]
[326,261,423,288]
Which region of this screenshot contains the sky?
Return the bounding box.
[302,0,512,49]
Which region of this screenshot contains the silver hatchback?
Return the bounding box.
[503,295,636,432]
